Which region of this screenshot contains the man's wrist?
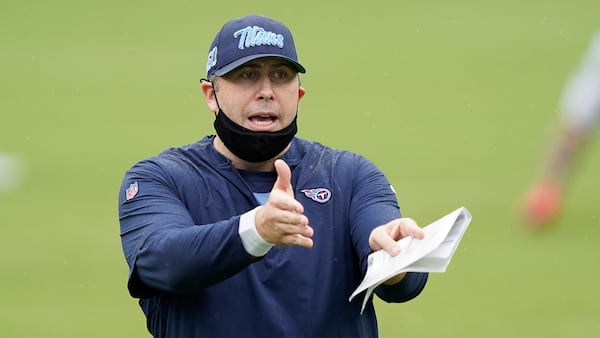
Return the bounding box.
[239,206,274,257]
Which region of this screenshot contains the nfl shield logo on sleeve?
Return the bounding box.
[126,181,139,200]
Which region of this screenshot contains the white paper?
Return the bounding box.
[349,206,472,313]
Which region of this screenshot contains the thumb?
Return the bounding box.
[273,159,293,195]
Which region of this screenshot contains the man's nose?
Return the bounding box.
[257,77,274,100]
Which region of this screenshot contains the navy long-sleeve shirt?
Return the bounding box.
[118,136,428,338]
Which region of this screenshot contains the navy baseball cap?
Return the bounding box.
[206,14,306,78]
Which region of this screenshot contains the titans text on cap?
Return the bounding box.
[234,26,284,50]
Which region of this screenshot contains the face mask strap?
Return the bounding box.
[200,78,224,116]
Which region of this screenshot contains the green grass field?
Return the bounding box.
[2,1,599,337]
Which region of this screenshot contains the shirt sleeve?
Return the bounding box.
[559,30,600,132]
[118,158,256,298]
[374,272,429,303]
[347,154,402,269]
[346,154,428,303]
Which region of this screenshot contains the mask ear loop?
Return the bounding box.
[200,78,222,114]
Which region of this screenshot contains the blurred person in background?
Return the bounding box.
[521,28,600,228]
[0,152,24,194]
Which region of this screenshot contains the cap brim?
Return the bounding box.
[214,54,306,76]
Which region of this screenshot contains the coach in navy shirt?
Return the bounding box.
[118,14,429,338]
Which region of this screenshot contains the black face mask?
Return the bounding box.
[213,108,298,163]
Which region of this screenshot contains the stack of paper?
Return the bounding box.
[349,206,472,313]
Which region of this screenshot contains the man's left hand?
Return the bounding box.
[368,218,425,285]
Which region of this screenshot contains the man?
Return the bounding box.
[119,14,428,338]
[521,28,600,228]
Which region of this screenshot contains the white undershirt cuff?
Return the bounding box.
[239,206,274,257]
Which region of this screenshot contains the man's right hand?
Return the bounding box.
[255,159,314,248]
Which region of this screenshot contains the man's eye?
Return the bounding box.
[241,71,257,79]
[272,70,290,80]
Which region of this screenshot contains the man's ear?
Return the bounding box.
[298,86,306,100]
[201,81,218,113]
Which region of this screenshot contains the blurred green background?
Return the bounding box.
[2,0,599,337]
